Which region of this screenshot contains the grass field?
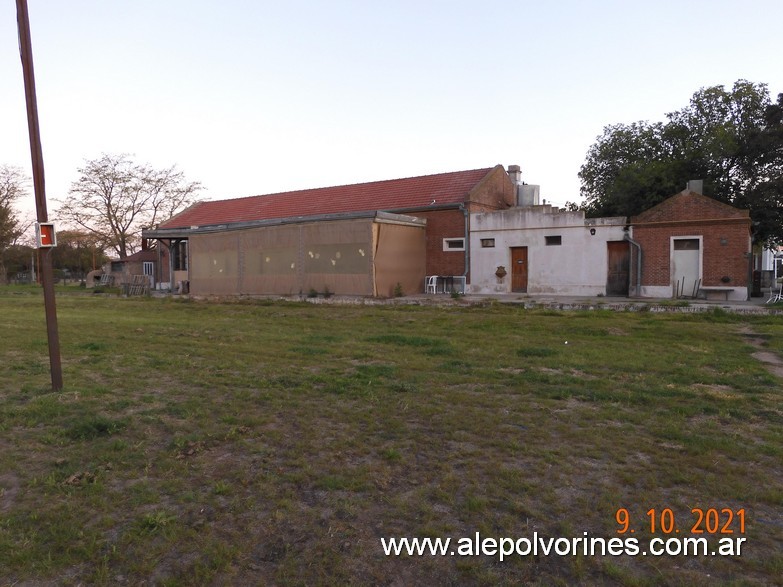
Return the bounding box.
[0,286,781,586]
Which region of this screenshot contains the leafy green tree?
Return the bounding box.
[735,92,783,246]
[579,80,783,245]
[49,230,110,277]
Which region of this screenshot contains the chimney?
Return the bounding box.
[686,179,703,194]
[507,164,522,185]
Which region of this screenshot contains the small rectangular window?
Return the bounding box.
[480,238,495,248]
[545,235,562,246]
[443,238,465,251]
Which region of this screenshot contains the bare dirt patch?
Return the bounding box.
[0,473,20,512]
[739,325,783,378]
[751,351,783,377]
[538,367,598,380]
[606,327,629,336]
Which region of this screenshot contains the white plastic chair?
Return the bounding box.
[766,282,783,304]
[425,275,439,294]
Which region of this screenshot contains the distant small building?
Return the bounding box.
[106,249,157,288]
[630,189,752,301]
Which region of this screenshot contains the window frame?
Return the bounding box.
[172,240,188,271]
[442,238,465,252]
[545,235,562,246]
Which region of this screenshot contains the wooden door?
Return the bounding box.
[511,247,528,292]
[606,241,630,296]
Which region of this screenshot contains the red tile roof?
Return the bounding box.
[160,167,496,229]
[120,249,158,262]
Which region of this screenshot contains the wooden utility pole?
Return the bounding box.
[16,0,63,391]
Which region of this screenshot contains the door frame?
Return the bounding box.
[606,240,630,296]
[670,236,703,296]
[142,260,155,288]
[510,246,528,293]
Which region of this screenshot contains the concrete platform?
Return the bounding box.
[410,291,782,314]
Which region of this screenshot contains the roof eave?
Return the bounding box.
[143,209,427,239]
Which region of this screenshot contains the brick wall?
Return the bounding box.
[417,208,468,277]
[414,165,515,280]
[632,191,748,224]
[701,223,751,286]
[467,165,516,210]
[631,192,751,288]
[633,221,750,286]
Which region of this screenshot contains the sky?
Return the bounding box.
[2,0,782,222]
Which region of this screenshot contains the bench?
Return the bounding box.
[699,286,734,301]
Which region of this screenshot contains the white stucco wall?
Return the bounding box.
[637,285,672,298]
[469,206,628,296]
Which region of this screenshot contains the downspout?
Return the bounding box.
[624,232,642,298]
[747,227,756,301]
[460,203,469,293]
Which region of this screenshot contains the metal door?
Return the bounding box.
[606,241,630,296]
[511,247,528,292]
[672,239,700,297]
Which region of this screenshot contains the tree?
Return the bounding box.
[49,230,110,277]
[2,243,35,282]
[578,121,684,217]
[55,154,201,259]
[579,80,783,246]
[0,166,28,283]
[735,92,783,247]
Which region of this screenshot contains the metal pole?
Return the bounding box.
[16,0,63,391]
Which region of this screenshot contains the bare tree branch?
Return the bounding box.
[0,165,28,253]
[55,154,202,258]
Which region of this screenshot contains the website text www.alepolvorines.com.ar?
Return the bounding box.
[381,531,746,561]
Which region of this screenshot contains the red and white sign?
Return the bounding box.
[35,222,57,248]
